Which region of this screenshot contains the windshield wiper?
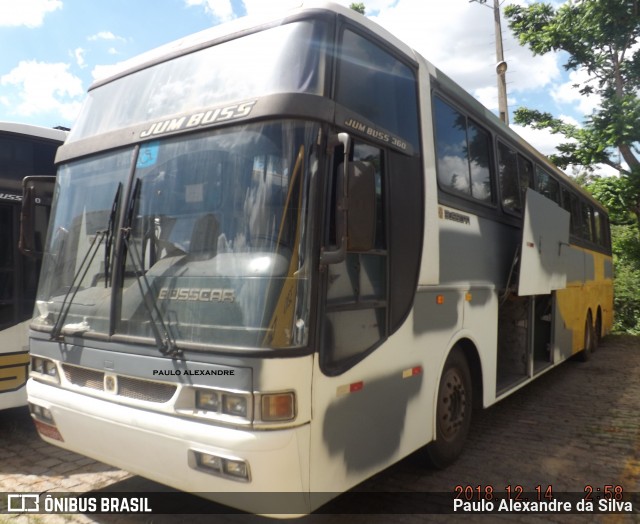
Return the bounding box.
[50,184,123,340]
[122,178,180,358]
[103,182,122,288]
[51,183,122,340]
[50,229,106,340]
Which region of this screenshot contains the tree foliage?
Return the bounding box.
[582,177,640,333]
[504,0,640,218]
[505,1,640,333]
[349,3,365,14]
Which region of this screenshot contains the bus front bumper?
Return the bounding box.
[27,379,313,515]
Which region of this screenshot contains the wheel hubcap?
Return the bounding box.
[439,368,467,440]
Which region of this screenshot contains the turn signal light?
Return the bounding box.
[261,392,296,421]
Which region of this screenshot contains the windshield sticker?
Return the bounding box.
[137,141,160,168]
[185,183,204,204]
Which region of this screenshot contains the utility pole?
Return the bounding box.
[493,0,509,125]
[471,0,509,125]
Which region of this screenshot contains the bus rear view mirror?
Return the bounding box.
[345,160,376,252]
[19,175,56,259]
[321,132,377,265]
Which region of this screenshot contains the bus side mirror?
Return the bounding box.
[19,176,56,258]
[321,131,377,265]
[345,160,376,252]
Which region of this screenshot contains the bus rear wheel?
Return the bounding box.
[578,312,595,362]
[426,347,473,469]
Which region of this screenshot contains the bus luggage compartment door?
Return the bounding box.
[518,189,570,296]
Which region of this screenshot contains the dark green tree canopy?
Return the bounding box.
[504,0,640,193]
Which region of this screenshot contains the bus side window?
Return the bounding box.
[433,96,493,204]
[517,154,533,208]
[497,142,520,213]
[561,188,582,237]
[593,209,603,246]
[535,167,560,204]
[581,202,594,242]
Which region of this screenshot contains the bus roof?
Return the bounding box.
[0,122,67,143]
[84,1,603,213]
[89,1,416,91]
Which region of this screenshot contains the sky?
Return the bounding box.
[0,0,602,166]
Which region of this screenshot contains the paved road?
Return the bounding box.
[1,335,639,523]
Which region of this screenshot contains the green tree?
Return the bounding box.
[582,176,640,333]
[350,3,365,15]
[504,0,640,222]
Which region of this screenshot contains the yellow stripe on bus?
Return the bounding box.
[0,352,30,368]
[0,352,29,392]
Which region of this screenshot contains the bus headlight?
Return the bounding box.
[261,392,296,421]
[195,390,220,411]
[194,388,249,420]
[44,360,59,379]
[30,356,60,384]
[223,394,247,417]
[32,357,44,374]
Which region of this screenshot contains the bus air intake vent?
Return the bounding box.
[62,364,177,403]
[62,365,103,390]
[118,376,176,403]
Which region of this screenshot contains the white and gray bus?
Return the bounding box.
[23,1,612,514]
[0,122,66,410]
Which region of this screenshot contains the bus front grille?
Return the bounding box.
[62,364,177,403]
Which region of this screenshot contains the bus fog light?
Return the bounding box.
[261,392,296,421]
[29,402,55,424]
[223,458,250,480]
[40,407,54,423]
[196,389,220,412]
[199,453,223,472]
[222,394,247,417]
[191,451,250,482]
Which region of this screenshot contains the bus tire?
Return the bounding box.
[595,310,603,349]
[426,347,473,469]
[578,312,595,362]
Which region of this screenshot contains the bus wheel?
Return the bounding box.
[426,347,473,469]
[594,312,603,350]
[578,312,595,362]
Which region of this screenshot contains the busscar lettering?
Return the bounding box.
[158,287,235,303]
[140,101,256,138]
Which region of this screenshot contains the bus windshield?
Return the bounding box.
[34,120,318,351]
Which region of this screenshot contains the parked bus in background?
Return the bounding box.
[22,2,612,514]
[0,122,66,410]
